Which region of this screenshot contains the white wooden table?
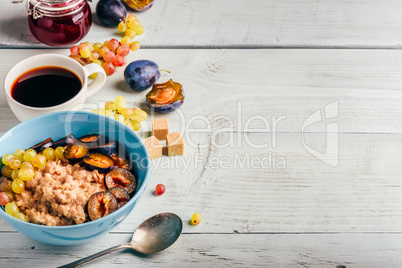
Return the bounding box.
[1,0,402,267]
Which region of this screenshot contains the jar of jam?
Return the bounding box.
[27,0,92,47]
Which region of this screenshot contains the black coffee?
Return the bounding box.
[11,66,82,108]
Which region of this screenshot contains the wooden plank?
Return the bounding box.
[2,132,402,233]
[4,0,402,48]
[2,49,402,133]
[0,233,401,267]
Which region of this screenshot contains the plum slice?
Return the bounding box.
[146,79,184,114]
[90,141,118,155]
[64,144,89,162]
[77,134,101,148]
[52,133,76,148]
[87,191,118,221]
[110,154,130,170]
[83,153,115,173]
[107,187,131,209]
[29,137,53,153]
[105,168,137,195]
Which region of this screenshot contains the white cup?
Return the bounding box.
[4,54,107,121]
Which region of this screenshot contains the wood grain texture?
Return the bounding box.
[0,233,401,267]
[2,49,402,134]
[3,0,402,48]
[2,132,402,233]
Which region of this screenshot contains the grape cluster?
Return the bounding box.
[68,14,143,76]
[0,147,65,220]
[91,96,148,131]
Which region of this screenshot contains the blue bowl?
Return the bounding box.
[0,111,150,245]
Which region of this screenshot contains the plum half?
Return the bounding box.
[52,134,76,148]
[105,168,137,195]
[107,187,131,209]
[83,153,115,173]
[124,0,154,11]
[146,79,184,113]
[87,191,118,221]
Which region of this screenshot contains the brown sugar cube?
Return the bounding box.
[152,118,169,140]
[166,133,184,156]
[143,136,162,160]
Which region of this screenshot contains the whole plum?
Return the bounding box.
[96,0,127,27]
[124,60,160,91]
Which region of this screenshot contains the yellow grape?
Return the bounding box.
[18,168,35,182]
[19,162,33,170]
[42,148,56,161]
[2,154,13,165]
[121,36,132,45]
[133,109,148,120]
[12,178,25,194]
[85,41,94,51]
[105,110,115,117]
[55,147,65,160]
[13,149,25,162]
[80,45,91,58]
[134,25,145,35]
[32,154,46,169]
[105,101,114,110]
[129,41,141,51]
[121,108,134,118]
[128,114,145,122]
[191,212,202,225]
[131,121,141,131]
[11,170,19,180]
[115,114,125,123]
[125,29,136,39]
[23,149,37,163]
[8,157,21,170]
[15,212,27,222]
[127,14,137,22]
[118,21,127,33]
[89,73,98,79]
[5,203,19,217]
[93,59,103,66]
[93,42,102,52]
[114,96,126,109]
[128,19,141,29]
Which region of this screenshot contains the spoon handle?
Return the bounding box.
[57,243,132,268]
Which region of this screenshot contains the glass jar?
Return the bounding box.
[27,0,92,47]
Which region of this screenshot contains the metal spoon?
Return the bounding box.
[58,212,183,268]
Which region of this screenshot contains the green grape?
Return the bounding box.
[131,121,141,131]
[11,169,19,180]
[118,21,127,33]
[43,148,56,161]
[2,153,13,165]
[4,191,13,202]
[5,203,19,217]
[135,25,145,35]
[15,212,27,222]
[32,154,46,168]
[1,165,13,178]
[128,19,141,29]
[18,168,35,182]
[121,108,134,118]
[114,114,125,123]
[55,147,65,160]
[19,162,33,170]
[12,179,25,194]
[114,96,126,109]
[23,149,37,163]
[13,149,25,162]
[8,157,21,170]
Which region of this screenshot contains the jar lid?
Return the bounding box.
[26,0,87,18]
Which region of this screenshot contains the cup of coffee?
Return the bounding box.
[4,54,107,121]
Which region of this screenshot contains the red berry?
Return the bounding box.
[112,55,127,67]
[0,192,10,206]
[155,184,165,195]
[107,38,119,51]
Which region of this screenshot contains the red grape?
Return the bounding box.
[103,51,116,63]
[112,55,127,67]
[0,192,10,206]
[155,184,165,195]
[107,38,120,51]
[70,45,79,55]
[117,45,130,57]
[103,62,116,75]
